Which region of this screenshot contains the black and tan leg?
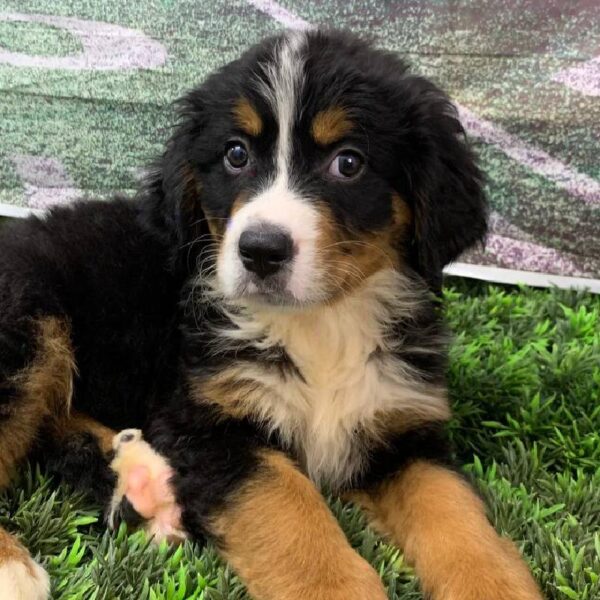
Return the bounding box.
[43,410,118,506]
[210,450,387,600]
[0,315,119,598]
[110,419,387,600]
[0,316,76,599]
[0,317,75,485]
[354,460,543,600]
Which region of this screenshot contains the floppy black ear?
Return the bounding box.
[399,77,488,291]
[140,89,210,273]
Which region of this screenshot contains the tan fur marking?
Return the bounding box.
[371,407,443,441]
[314,195,412,299]
[21,318,75,416]
[208,193,248,241]
[211,451,387,600]
[311,107,353,145]
[0,527,50,600]
[233,98,263,137]
[231,194,247,218]
[391,193,413,230]
[354,461,543,600]
[177,164,209,250]
[0,528,50,597]
[192,370,265,419]
[0,317,75,488]
[205,214,221,239]
[57,412,115,455]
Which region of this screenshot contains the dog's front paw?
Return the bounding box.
[108,429,187,543]
[438,540,544,600]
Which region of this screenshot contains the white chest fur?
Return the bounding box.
[215,270,449,489]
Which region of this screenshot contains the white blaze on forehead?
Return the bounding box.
[218,31,320,302]
[257,30,306,182]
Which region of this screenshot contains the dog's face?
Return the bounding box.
[157,30,486,305]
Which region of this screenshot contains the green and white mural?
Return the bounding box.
[1,0,598,288]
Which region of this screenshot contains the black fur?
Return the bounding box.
[0,198,182,430]
[113,497,145,529]
[0,30,487,542]
[40,432,116,505]
[296,32,488,292]
[355,421,453,491]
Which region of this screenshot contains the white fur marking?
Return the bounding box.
[217,181,326,303]
[258,30,306,182]
[0,559,50,600]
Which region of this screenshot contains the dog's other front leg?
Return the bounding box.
[354,460,543,600]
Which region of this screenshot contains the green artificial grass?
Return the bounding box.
[1,280,599,600]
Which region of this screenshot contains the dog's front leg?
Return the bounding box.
[208,450,387,600]
[110,428,386,600]
[354,460,543,600]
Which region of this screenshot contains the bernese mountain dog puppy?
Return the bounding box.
[0,30,543,600]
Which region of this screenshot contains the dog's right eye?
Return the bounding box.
[225,142,249,172]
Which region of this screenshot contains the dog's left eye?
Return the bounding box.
[327,151,364,180]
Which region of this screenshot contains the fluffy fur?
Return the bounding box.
[0,29,543,600]
[195,268,449,487]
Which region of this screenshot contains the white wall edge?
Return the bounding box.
[0,203,43,218]
[445,262,600,294]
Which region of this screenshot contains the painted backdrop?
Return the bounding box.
[0,1,598,286]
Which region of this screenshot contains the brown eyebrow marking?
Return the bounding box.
[233,97,263,137]
[311,106,354,146]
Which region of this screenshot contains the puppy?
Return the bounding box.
[0,30,542,600]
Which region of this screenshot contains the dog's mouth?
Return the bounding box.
[232,270,302,307]
[220,258,331,309]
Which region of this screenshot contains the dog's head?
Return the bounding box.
[152,30,486,304]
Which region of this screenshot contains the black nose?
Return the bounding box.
[238,226,294,279]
